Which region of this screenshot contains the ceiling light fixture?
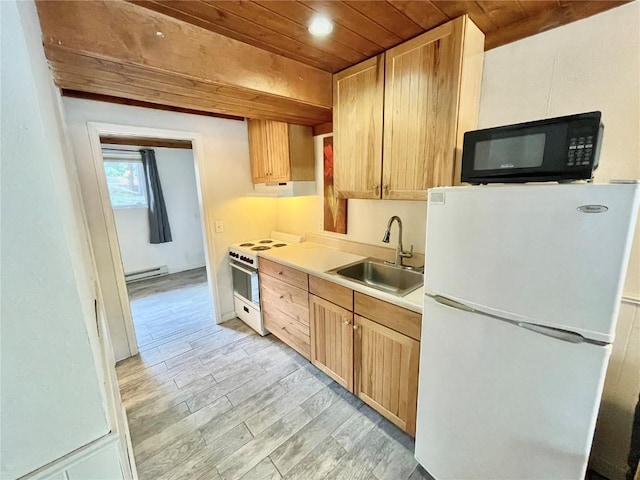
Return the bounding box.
[308,16,333,37]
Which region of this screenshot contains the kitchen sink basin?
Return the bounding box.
[330,259,423,296]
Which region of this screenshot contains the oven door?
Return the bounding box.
[230,261,260,307]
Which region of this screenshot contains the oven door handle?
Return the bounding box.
[230,261,257,276]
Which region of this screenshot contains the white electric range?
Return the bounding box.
[228,231,303,335]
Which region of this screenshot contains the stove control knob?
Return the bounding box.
[249,259,254,264]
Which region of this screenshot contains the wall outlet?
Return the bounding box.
[215,220,224,233]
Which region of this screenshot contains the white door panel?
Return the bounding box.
[415,296,610,480]
[425,184,640,342]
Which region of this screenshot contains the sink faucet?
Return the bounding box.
[382,216,413,267]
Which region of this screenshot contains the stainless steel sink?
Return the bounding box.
[330,258,423,296]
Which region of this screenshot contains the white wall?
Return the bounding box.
[110,147,206,274]
[276,134,428,253]
[478,4,640,479]
[1,1,116,477]
[63,98,278,360]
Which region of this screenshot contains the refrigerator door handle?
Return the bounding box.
[431,295,607,346]
[518,323,586,344]
[432,295,475,312]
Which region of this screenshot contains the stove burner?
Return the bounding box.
[239,242,255,247]
[259,239,274,244]
[251,246,271,251]
[273,243,287,247]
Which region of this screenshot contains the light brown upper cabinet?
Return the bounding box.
[333,16,485,200]
[247,119,314,184]
[333,55,385,199]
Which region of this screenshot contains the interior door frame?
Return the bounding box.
[86,122,222,357]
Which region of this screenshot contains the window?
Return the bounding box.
[103,160,148,208]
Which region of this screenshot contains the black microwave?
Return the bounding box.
[461,112,603,184]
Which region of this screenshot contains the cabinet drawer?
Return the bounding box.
[309,276,353,311]
[260,273,309,326]
[263,309,310,359]
[354,292,421,341]
[259,258,308,289]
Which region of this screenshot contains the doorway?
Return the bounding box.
[81,122,222,362]
[100,137,214,348]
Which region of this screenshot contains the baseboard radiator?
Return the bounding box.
[125,265,168,283]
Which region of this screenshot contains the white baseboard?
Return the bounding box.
[622,294,640,306]
[167,262,206,274]
[21,433,124,480]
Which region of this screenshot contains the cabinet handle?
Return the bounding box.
[277,271,283,275]
[373,184,380,195]
[279,295,284,299]
[383,184,389,196]
[353,324,359,330]
[344,320,351,326]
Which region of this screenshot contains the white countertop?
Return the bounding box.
[258,242,424,314]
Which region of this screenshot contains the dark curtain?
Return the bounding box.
[628,392,640,480]
[140,149,172,244]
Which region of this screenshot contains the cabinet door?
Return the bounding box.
[309,294,354,392]
[247,119,271,183]
[382,16,481,199]
[354,315,420,436]
[265,120,291,182]
[333,54,384,199]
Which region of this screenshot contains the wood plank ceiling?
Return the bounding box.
[132,0,628,73]
[38,0,628,124]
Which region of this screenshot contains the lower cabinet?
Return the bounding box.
[260,262,421,437]
[354,314,420,436]
[309,294,354,392]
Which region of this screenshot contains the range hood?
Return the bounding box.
[249,181,317,198]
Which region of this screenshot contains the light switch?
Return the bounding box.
[215,220,224,233]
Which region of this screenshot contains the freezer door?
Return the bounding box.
[425,183,640,343]
[415,296,610,480]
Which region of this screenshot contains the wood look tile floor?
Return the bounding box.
[117,268,432,480]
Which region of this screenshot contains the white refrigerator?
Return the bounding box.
[414,183,640,480]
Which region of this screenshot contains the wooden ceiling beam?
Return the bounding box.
[47,49,330,124]
[56,74,328,125]
[485,0,629,50]
[35,0,332,124]
[62,90,245,121]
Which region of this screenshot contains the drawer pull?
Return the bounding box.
[279,295,284,299]
[278,271,283,275]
